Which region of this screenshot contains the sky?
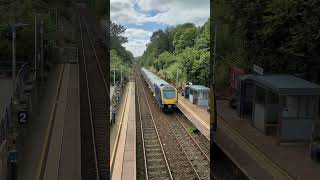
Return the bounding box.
[110,0,210,57]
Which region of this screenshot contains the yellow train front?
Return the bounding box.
[141,67,178,110]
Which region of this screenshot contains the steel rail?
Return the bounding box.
[173,113,217,180]
[137,69,173,180]
[82,16,109,96]
[135,71,149,180]
[79,15,100,180]
[165,114,202,179]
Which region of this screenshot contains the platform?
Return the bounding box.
[17,64,64,180]
[216,99,320,180]
[17,63,81,180]
[177,94,210,140]
[111,82,136,180]
[41,63,81,180]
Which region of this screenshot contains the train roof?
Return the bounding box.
[141,67,171,87]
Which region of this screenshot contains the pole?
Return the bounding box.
[113,70,115,86]
[11,24,18,180]
[120,67,122,85]
[40,20,44,84]
[12,26,16,96]
[213,24,217,66]
[55,8,58,32]
[34,15,37,71]
[176,69,179,88]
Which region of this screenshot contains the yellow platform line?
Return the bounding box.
[110,83,131,170]
[36,64,65,180]
[178,100,209,129]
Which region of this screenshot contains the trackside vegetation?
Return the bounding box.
[138,20,210,87]
[110,22,134,83]
[213,0,320,87]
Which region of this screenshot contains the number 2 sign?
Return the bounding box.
[18,111,28,124]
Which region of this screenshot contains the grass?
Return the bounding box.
[187,127,199,134]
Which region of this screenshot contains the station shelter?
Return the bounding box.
[185,85,209,107]
[238,74,320,142]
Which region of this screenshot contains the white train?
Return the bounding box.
[141,67,178,109]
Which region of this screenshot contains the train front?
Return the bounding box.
[161,85,178,110]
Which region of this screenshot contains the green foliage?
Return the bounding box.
[110,22,134,82]
[90,0,108,17]
[173,24,197,53]
[0,0,58,62]
[187,127,199,134]
[111,49,130,82]
[139,20,210,87]
[214,0,320,84]
[110,22,133,64]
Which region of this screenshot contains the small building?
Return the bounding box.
[239,74,320,142]
[229,66,245,96]
[187,85,209,107]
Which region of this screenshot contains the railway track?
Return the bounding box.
[166,112,210,179]
[79,12,109,180]
[137,67,212,179]
[136,69,173,180]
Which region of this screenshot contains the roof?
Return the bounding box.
[239,74,255,81]
[141,67,170,87]
[189,85,209,92]
[249,74,320,95]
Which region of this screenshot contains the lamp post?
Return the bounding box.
[176,69,179,88]
[10,22,29,180]
[120,67,123,85]
[11,23,29,101]
[112,69,118,86]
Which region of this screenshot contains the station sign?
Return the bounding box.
[18,111,29,124]
[253,64,264,75]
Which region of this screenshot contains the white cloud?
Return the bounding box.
[111,0,210,56]
[123,28,153,40]
[110,0,149,24]
[123,28,152,57]
[111,0,209,26]
[123,39,150,57]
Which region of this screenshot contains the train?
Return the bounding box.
[141,67,178,110]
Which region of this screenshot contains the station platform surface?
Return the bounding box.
[177,94,210,140]
[216,99,320,180]
[111,81,136,180]
[17,63,81,180]
[0,78,12,118]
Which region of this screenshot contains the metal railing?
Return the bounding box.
[15,62,30,96]
[0,62,30,180]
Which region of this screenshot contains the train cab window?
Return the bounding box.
[163,90,176,99]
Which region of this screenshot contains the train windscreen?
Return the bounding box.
[163,89,176,99]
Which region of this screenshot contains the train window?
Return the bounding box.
[163,90,176,99]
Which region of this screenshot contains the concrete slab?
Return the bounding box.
[177,94,210,140]
[110,84,130,168]
[17,64,64,180]
[44,64,70,180]
[58,64,81,180]
[217,99,320,180]
[111,82,136,180]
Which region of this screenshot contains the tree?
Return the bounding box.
[139,20,210,86]
[213,0,320,84]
